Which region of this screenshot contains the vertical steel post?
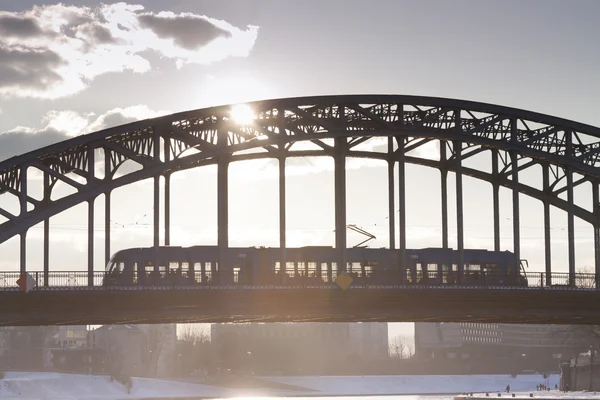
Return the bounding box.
[217,128,229,280]
[278,109,287,274]
[105,191,111,268]
[153,130,160,272]
[455,140,464,280]
[510,119,521,279]
[398,136,407,275]
[164,173,171,246]
[388,138,397,273]
[19,165,27,274]
[164,136,171,246]
[43,171,50,286]
[388,137,396,251]
[567,169,576,284]
[88,146,95,286]
[279,155,286,274]
[440,141,448,249]
[511,150,521,278]
[334,136,347,274]
[491,149,501,252]
[105,148,111,269]
[566,128,576,285]
[543,163,552,286]
[593,181,600,288]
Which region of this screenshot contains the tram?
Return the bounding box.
[103,246,528,287]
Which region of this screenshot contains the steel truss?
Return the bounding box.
[0,95,599,286]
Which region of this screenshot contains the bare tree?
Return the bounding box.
[177,325,211,377]
[389,335,413,359]
[179,325,209,345]
[143,325,176,378]
[575,266,596,289]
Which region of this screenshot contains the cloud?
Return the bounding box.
[0,46,64,91]
[138,13,231,51]
[0,4,259,99]
[0,15,45,38]
[0,105,170,161]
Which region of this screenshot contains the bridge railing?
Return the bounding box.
[0,270,597,290]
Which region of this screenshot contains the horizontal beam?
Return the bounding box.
[1,288,600,326]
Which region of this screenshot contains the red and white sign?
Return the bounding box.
[16,273,36,293]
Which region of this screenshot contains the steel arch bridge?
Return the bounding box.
[1,94,600,287]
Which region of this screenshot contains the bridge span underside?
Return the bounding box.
[2,288,600,327]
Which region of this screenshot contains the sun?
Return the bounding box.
[230,104,255,125]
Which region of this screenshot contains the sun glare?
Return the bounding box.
[230,104,255,125]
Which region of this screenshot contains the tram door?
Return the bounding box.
[406,254,418,283]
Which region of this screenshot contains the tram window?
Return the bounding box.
[285,262,293,275]
[320,263,328,281]
[427,263,438,279]
[465,264,481,272]
[297,262,306,274]
[482,263,498,272]
[275,262,281,273]
[308,262,317,275]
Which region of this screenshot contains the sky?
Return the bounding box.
[0,0,599,339]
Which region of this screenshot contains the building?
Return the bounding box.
[211,322,388,374]
[415,322,590,371]
[87,323,177,378]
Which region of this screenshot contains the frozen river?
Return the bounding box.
[0,372,561,399]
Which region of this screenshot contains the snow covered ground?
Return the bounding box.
[261,374,561,396]
[0,371,565,399]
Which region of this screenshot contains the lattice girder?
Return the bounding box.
[1,94,600,244]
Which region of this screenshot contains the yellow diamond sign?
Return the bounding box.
[335,272,353,291]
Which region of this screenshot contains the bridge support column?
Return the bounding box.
[43,171,50,287]
[218,157,229,281]
[567,167,576,285]
[334,137,347,274]
[279,155,286,274]
[397,136,407,278]
[511,150,521,280]
[543,164,552,286]
[492,149,500,252]
[153,175,160,271]
[105,148,112,269]
[164,173,171,246]
[152,130,161,272]
[20,232,26,275]
[388,137,395,251]
[593,182,600,288]
[510,120,521,282]
[454,140,464,281]
[164,138,171,246]
[88,199,94,286]
[19,165,27,274]
[440,141,448,249]
[87,146,95,286]
[105,190,111,269]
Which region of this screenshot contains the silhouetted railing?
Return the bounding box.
[0,269,598,291]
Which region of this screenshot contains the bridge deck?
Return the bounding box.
[1,286,599,326]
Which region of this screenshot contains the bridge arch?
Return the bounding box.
[1,94,599,284]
